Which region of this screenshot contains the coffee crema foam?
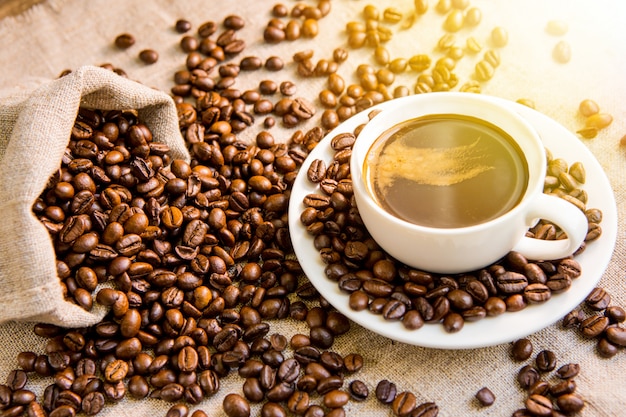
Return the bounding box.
[374,137,495,188]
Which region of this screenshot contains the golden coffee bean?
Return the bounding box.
[491,26,509,47]
[389,58,408,73]
[585,113,613,129]
[569,188,587,204]
[415,0,429,15]
[356,63,374,77]
[544,176,559,189]
[365,18,378,31]
[417,73,435,88]
[435,0,451,14]
[569,162,586,184]
[328,73,345,95]
[484,49,501,67]
[393,85,411,98]
[546,20,569,36]
[464,7,482,26]
[558,172,578,191]
[436,56,456,70]
[516,98,536,109]
[553,40,571,63]
[348,32,366,48]
[401,13,417,30]
[444,10,464,32]
[576,127,598,139]
[447,73,458,88]
[447,45,464,60]
[374,46,390,65]
[365,30,380,47]
[465,36,482,54]
[376,68,395,86]
[561,194,586,212]
[414,81,433,94]
[346,21,365,33]
[363,4,380,20]
[579,99,600,117]
[432,65,451,84]
[459,80,481,93]
[408,54,431,72]
[383,7,403,23]
[302,18,319,38]
[548,158,568,177]
[438,33,456,50]
[451,0,469,9]
[475,60,494,81]
[378,26,393,42]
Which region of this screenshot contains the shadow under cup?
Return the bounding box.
[350,93,582,274]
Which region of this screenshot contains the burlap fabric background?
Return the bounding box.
[0,0,624,416]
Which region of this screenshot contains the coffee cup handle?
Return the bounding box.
[512,193,589,261]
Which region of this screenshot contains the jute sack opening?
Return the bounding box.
[0,65,189,327]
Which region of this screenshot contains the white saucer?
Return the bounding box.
[288,96,617,349]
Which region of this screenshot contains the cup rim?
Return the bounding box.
[350,92,547,234]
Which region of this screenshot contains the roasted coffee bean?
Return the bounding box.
[580,315,609,338]
[7,369,28,390]
[115,33,135,49]
[447,289,473,310]
[242,377,264,403]
[375,379,397,404]
[524,283,551,303]
[562,309,584,328]
[475,387,495,406]
[348,380,369,402]
[585,287,611,310]
[496,271,528,293]
[139,49,159,64]
[546,273,571,293]
[511,339,533,361]
[81,391,105,415]
[605,306,626,323]
[606,326,626,346]
[551,378,577,398]
[104,359,128,383]
[558,258,582,278]
[223,393,250,417]
[517,365,540,390]
[556,363,580,379]
[535,350,557,372]
[392,391,417,416]
[443,313,464,333]
[556,393,585,413]
[410,402,439,417]
[525,394,552,416]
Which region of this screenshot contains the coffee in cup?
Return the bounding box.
[364,113,528,229]
[350,92,588,274]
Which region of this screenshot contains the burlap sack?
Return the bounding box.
[0,65,189,327]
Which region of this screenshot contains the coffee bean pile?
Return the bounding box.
[510,339,585,416]
[263,1,332,44]
[169,12,325,131]
[562,287,626,358]
[300,111,602,334]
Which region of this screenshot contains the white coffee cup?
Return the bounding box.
[350,92,588,274]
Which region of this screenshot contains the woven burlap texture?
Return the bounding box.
[0,1,624,416]
[0,65,189,327]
